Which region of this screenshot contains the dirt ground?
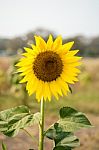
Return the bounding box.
[0,114,99,150]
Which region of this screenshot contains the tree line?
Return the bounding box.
[0,28,99,57]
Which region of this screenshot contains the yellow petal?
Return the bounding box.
[24,47,34,54]
[61,73,75,84]
[64,67,81,73]
[36,80,44,102]
[62,56,82,63]
[64,61,82,67]
[16,58,34,68]
[53,81,63,96]
[43,82,51,101]
[19,57,33,62]
[49,81,60,100]
[66,50,79,56]
[17,66,32,72]
[19,76,28,83]
[34,36,46,51]
[62,41,74,51]
[62,68,79,81]
[30,44,36,50]
[56,78,69,95]
[52,36,62,51]
[21,53,35,58]
[43,82,48,101]
[73,77,79,82]
[58,41,74,55]
[47,35,53,50]
[26,76,38,96]
[19,74,34,83]
[19,70,33,76]
[39,36,47,48]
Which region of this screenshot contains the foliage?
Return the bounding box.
[46,126,80,150]
[45,107,92,149]
[8,59,29,105]
[0,69,9,94]
[0,106,92,149]
[0,105,40,137]
[0,29,99,57]
[79,65,92,86]
[58,107,92,131]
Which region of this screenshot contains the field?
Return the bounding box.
[0,57,99,150]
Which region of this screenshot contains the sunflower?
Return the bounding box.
[16,35,81,102]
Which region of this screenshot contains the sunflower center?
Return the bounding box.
[33,51,63,82]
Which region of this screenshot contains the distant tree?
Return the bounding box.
[63,36,88,56]
[0,39,9,50]
[87,37,99,57]
[0,28,99,57]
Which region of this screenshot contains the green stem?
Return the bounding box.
[39,97,45,150]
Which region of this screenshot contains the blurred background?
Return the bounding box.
[0,0,99,149]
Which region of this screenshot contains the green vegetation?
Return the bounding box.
[0,104,92,150]
[0,28,99,57]
[0,87,99,115]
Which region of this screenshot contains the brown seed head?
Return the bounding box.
[33,51,63,82]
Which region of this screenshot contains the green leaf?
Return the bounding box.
[2,142,7,150]
[53,146,69,150]
[45,123,80,150]
[0,105,40,137]
[58,107,92,132]
[45,107,92,149]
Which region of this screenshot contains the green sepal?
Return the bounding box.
[68,86,72,93]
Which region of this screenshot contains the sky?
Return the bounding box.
[0,0,99,38]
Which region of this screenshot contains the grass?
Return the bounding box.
[0,86,99,115]
[45,88,99,115]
